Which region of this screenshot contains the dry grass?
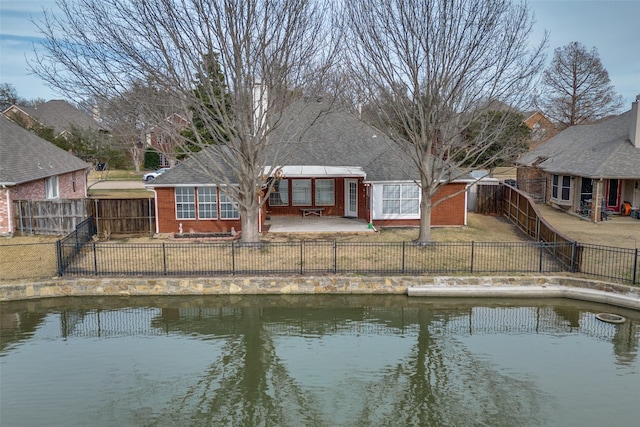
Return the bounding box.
[0,235,59,281]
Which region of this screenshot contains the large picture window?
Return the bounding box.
[292,179,312,206]
[551,175,571,203]
[198,187,217,219]
[220,193,239,219]
[45,176,59,199]
[382,184,419,215]
[175,187,195,219]
[269,179,289,206]
[315,179,335,206]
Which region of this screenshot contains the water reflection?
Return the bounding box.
[1,296,639,427]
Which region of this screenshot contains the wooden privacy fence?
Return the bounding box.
[87,198,155,236]
[475,183,504,215]
[501,184,580,271]
[13,199,86,235]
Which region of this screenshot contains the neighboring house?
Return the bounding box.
[0,116,91,236]
[522,110,556,149]
[517,95,640,221]
[2,99,109,138]
[146,99,470,235]
[145,113,189,168]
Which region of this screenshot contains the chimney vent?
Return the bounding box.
[630,95,640,148]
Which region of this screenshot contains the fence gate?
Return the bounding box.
[13,199,86,235]
[87,198,155,236]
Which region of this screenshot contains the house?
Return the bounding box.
[146,99,470,235]
[516,95,640,221]
[2,100,109,138]
[0,115,91,236]
[522,110,556,149]
[145,113,190,168]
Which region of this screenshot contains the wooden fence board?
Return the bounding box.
[13,199,86,235]
[87,198,155,236]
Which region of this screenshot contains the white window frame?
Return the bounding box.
[45,176,59,199]
[292,179,312,206]
[551,174,572,205]
[382,183,419,215]
[175,187,196,219]
[315,179,335,206]
[219,193,240,219]
[197,187,218,219]
[269,179,289,206]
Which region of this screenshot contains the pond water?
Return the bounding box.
[1,295,639,427]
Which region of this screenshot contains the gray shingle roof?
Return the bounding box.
[0,115,90,185]
[18,100,107,135]
[149,98,470,186]
[517,110,640,179]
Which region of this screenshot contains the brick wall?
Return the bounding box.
[156,187,242,234]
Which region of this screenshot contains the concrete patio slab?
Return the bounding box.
[265,215,375,233]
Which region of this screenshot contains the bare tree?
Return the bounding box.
[343,0,546,243]
[537,41,624,128]
[30,0,337,242]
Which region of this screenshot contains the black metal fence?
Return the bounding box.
[57,239,572,277]
[56,216,97,275]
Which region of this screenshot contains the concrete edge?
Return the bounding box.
[1,275,639,311]
[407,286,640,310]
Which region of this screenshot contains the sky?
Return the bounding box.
[0,0,639,107]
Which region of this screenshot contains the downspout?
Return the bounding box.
[464,183,469,226]
[152,189,160,234]
[3,185,12,234]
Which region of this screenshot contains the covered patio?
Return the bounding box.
[264,215,375,233]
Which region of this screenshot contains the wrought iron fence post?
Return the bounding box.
[571,242,578,273]
[333,241,337,274]
[402,241,406,274]
[232,241,236,275]
[633,248,638,285]
[470,241,475,273]
[300,241,304,275]
[539,242,544,272]
[93,242,98,276]
[56,239,63,276]
[162,243,167,276]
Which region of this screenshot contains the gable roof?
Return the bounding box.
[0,115,90,186]
[269,99,418,181]
[16,100,107,135]
[517,109,640,179]
[149,98,470,186]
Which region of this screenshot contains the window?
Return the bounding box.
[198,187,217,219]
[382,184,419,215]
[220,193,239,219]
[45,176,59,199]
[269,179,289,206]
[175,187,195,219]
[292,179,311,206]
[315,179,335,206]
[551,174,571,203]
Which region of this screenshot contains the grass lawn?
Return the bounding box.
[88,169,143,181]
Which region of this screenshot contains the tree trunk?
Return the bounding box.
[239,201,260,243]
[417,185,432,244]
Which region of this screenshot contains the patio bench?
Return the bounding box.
[301,208,325,217]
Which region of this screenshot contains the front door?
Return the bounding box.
[605,179,621,211]
[345,179,358,217]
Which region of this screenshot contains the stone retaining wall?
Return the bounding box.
[1,276,639,310]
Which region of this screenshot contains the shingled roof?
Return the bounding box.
[17,100,107,135]
[149,98,469,186]
[517,109,640,179]
[0,115,90,186]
